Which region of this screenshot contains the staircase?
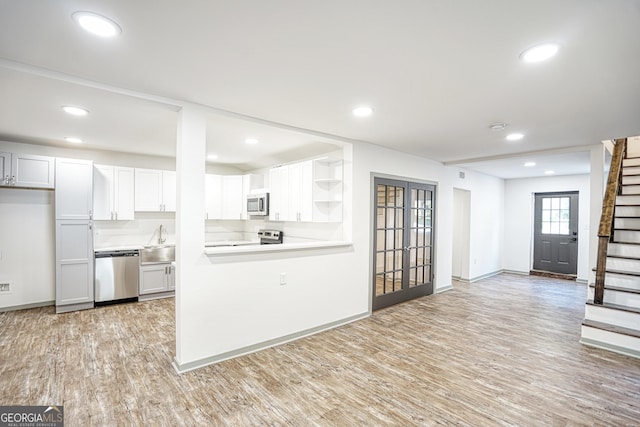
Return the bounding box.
[581,138,640,358]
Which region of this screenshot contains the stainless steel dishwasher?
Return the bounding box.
[94,250,140,303]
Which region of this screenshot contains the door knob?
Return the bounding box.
[570,237,577,242]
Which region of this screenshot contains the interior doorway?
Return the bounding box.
[372,177,435,311]
[532,192,579,275]
[452,189,470,281]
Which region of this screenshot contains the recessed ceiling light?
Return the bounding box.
[207,154,219,160]
[64,137,83,144]
[72,11,121,37]
[524,162,536,167]
[506,133,524,141]
[489,123,507,131]
[544,170,555,175]
[62,106,89,116]
[245,138,259,145]
[520,43,560,63]
[352,106,374,117]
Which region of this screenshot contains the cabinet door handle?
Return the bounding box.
[11,175,16,186]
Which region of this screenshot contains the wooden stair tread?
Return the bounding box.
[611,240,640,246]
[591,268,640,277]
[582,319,640,339]
[606,254,640,260]
[588,283,640,295]
[586,300,640,314]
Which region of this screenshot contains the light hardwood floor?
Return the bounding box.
[1,273,639,426]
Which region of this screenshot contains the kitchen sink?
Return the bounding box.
[141,245,175,264]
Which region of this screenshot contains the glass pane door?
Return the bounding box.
[375,182,405,297]
[373,178,435,310]
[409,186,433,288]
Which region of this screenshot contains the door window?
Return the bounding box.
[541,196,570,235]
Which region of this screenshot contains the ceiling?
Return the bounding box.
[1,1,639,176]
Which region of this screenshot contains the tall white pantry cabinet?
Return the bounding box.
[55,158,94,313]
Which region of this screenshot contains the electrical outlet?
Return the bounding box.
[0,282,11,293]
[280,273,287,285]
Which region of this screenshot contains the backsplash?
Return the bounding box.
[94,213,176,249]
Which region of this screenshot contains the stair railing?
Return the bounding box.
[594,138,627,304]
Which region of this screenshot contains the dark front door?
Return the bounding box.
[533,192,579,275]
[373,178,435,311]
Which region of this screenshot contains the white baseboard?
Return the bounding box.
[173,311,370,374]
[436,284,454,293]
[580,337,640,360]
[452,270,507,283]
[0,300,54,313]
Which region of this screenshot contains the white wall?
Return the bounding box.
[504,174,591,281]
[448,168,505,281]
[354,143,455,294]
[0,188,55,309]
[452,188,471,280]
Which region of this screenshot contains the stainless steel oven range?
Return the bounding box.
[258,229,283,244]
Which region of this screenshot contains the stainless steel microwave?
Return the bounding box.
[247,193,269,216]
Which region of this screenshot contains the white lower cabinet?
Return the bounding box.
[55,220,94,312]
[139,263,175,299]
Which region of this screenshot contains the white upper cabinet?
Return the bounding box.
[288,160,313,222]
[205,174,222,220]
[0,152,9,183]
[134,168,176,212]
[268,158,342,223]
[94,165,135,220]
[205,173,265,220]
[1,152,55,189]
[221,175,243,220]
[162,170,176,212]
[55,158,94,220]
[269,166,290,221]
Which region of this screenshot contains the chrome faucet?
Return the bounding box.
[158,224,166,244]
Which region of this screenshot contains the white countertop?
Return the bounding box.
[95,240,258,252]
[94,244,145,252]
[95,240,352,255]
[204,240,352,255]
[204,240,259,247]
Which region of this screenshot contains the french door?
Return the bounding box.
[373,178,435,311]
